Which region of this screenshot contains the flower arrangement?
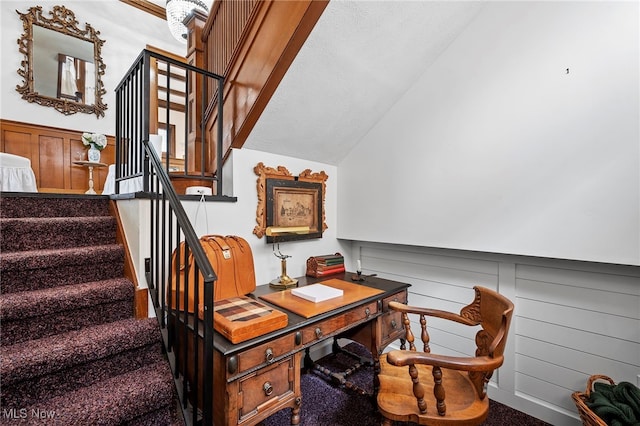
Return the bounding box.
[82,132,107,151]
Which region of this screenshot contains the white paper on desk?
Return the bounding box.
[291,284,343,303]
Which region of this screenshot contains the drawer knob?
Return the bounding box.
[263,382,273,396]
[265,348,274,363]
[365,307,371,318]
[227,355,238,374]
[391,319,397,329]
[315,327,323,339]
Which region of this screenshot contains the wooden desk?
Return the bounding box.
[72,161,107,194]
[177,273,409,426]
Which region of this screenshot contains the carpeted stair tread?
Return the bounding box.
[0,194,182,425]
[0,216,117,252]
[126,404,184,426]
[1,244,123,271]
[1,278,133,320]
[0,278,136,345]
[20,361,175,426]
[0,195,111,218]
[1,342,166,409]
[1,317,161,386]
[0,245,124,294]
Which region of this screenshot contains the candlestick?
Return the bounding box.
[357,260,362,272]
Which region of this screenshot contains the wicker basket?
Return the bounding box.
[571,374,616,426]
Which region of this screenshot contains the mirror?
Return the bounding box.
[16,5,107,117]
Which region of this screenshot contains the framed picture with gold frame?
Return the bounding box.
[266,178,322,242]
[253,162,328,242]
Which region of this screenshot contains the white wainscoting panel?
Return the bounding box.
[350,241,640,425]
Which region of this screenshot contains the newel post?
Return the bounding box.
[184,10,208,174]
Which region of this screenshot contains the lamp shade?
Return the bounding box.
[166,0,209,43]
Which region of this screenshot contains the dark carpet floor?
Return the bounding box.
[261,342,550,426]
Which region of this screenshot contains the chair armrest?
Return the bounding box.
[386,350,504,372]
[388,301,477,326]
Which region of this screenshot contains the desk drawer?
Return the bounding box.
[379,291,408,348]
[381,290,407,311]
[301,301,378,345]
[234,333,298,377]
[236,355,298,423]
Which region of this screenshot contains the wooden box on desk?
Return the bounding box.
[306,253,345,278]
[211,296,288,344]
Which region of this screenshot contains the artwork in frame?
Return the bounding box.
[253,162,328,243]
[266,179,322,242]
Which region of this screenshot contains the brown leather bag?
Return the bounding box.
[169,235,256,314]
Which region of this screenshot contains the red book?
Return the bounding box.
[313,266,345,277]
[317,263,345,272]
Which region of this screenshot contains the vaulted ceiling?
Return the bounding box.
[244,1,484,165]
[124,0,484,166]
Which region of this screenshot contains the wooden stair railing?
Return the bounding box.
[186,0,329,172]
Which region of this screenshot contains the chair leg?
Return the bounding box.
[381,417,393,426]
[433,366,446,416]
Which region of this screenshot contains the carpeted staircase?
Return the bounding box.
[0,194,182,425]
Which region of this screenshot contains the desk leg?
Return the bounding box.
[303,348,314,371]
[291,397,301,425]
[85,166,96,194]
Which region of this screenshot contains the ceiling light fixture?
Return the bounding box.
[166,0,209,43]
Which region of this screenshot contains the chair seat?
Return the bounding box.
[377,353,489,425]
[102,164,144,195]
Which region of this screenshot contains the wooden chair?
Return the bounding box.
[376,286,514,425]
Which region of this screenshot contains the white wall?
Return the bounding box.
[118,148,350,291]
[338,1,639,266]
[186,148,349,283]
[0,0,185,136]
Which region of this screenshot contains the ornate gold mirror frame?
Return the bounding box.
[253,162,328,241]
[16,5,107,117]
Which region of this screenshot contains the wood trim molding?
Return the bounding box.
[119,0,166,20]
[198,0,328,163]
[230,0,329,150]
[109,200,138,288]
[134,287,149,319]
[109,200,149,318]
[145,44,187,63]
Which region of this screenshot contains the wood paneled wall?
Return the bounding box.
[0,119,115,194]
[351,241,640,426]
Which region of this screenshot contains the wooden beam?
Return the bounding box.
[158,87,186,98]
[120,0,166,21]
[230,0,329,149]
[158,68,187,82]
[158,99,186,113]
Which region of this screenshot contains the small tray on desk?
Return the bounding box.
[259,278,384,318]
[213,296,288,344]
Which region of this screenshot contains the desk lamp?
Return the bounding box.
[266,226,309,289]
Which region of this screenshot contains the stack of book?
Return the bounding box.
[306,253,345,278]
